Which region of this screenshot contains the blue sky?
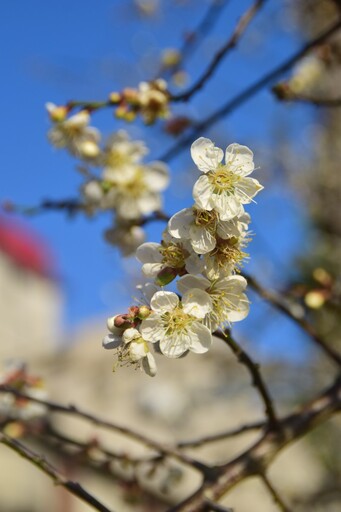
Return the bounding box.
[1,1,317,359]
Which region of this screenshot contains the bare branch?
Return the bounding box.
[168,374,341,511]
[0,432,112,512]
[204,500,234,512]
[260,473,292,512]
[0,385,209,474]
[177,420,264,449]
[274,92,341,107]
[243,272,341,366]
[215,330,279,429]
[172,0,268,102]
[160,17,341,163]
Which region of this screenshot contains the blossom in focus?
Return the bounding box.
[140,290,212,358]
[177,274,249,331]
[191,138,263,220]
[136,233,203,285]
[168,206,250,254]
[47,106,100,159]
[203,234,249,279]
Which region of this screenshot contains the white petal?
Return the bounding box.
[136,243,162,264]
[102,334,122,350]
[150,291,179,313]
[225,143,254,176]
[140,314,164,342]
[142,352,157,377]
[123,328,141,343]
[214,275,247,295]
[214,193,243,221]
[182,289,212,319]
[193,175,214,210]
[188,323,212,353]
[234,177,263,204]
[177,274,209,295]
[189,225,216,254]
[159,331,190,358]
[168,208,193,239]
[142,262,164,277]
[129,341,147,361]
[136,192,161,215]
[227,294,250,322]
[217,218,243,238]
[185,252,204,275]
[191,137,223,173]
[143,162,169,191]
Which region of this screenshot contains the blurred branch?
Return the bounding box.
[159,0,229,78]
[243,272,341,366]
[0,385,209,474]
[216,330,279,429]
[260,473,291,512]
[2,198,85,216]
[0,432,112,512]
[204,500,234,512]
[172,0,268,102]
[160,17,341,162]
[170,373,341,511]
[176,420,264,449]
[273,90,341,107]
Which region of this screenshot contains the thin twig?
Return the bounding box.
[160,17,341,162]
[0,385,209,474]
[275,93,341,107]
[159,0,229,79]
[215,330,279,429]
[0,432,112,512]
[172,0,268,102]
[169,374,341,511]
[204,499,234,512]
[177,420,264,449]
[243,272,341,366]
[260,473,292,512]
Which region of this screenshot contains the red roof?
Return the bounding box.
[0,216,56,278]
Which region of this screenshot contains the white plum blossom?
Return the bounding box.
[103,323,156,377]
[140,290,212,358]
[104,221,145,256]
[168,206,250,254]
[47,107,100,159]
[177,274,249,331]
[101,160,169,220]
[102,130,148,171]
[203,234,249,279]
[136,234,203,284]
[191,138,263,220]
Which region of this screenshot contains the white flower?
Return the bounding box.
[177,274,249,331]
[191,138,263,220]
[104,221,145,256]
[204,234,249,279]
[47,109,100,159]
[140,290,212,358]
[103,325,157,377]
[101,161,169,219]
[102,130,148,171]
[168,206,250,254]
[136,235,203,284]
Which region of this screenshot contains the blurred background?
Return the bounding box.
[0,0,340,510]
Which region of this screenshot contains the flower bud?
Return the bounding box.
[138,305,151,319]
[109,92,121,104]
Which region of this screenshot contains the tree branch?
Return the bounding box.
[260,473,292,512]
[160,17,341,162]
[243,272,341,366]
[215,330,279,429]
[168,373,341,511]
[0,432,112,512]
[172,0,268,102]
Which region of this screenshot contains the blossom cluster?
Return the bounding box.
[109,79,170,125]
[103,137,263,376]
[0,362,47,430]
[46,106,169,254]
